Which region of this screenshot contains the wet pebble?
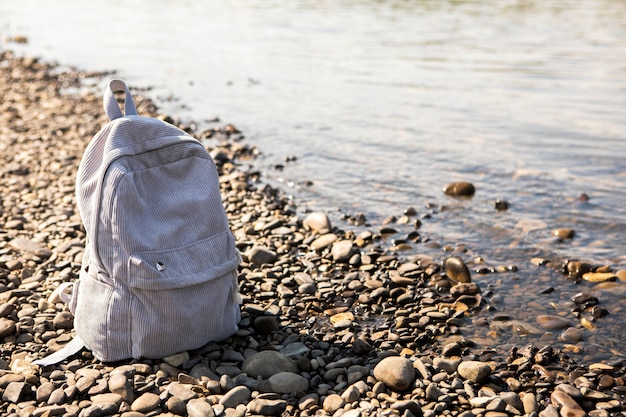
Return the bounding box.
[443,181,475,197]
[444,256,472,283]
[536,314,571,330]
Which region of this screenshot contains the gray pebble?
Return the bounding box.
[269,372,309,393]
[220,386,251,409]
[241,350,298,378]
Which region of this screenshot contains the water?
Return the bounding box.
[2,0,626,363]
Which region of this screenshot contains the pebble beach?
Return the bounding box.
[1,48,626,417]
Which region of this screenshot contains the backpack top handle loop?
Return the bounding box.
[103,79,138,121]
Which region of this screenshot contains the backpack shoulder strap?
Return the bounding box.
[103,79,138,121]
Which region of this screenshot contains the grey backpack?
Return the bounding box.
[41,79,241,363]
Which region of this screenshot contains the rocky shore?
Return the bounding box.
[0,49,625,417]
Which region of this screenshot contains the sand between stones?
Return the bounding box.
[0,49,625,417]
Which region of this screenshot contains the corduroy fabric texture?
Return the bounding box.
[72,79,241,362]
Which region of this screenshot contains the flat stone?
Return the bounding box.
[552,228,575,239]
[323,394,345,413]
[32,405,67,417]
[268,372,309,393]
[190,363,220,381]
[551,390,585,417]
[536,315,571,330]
[162,351,190,367]
[168,382,198,402]
[220,386,251,409]
[80,402,119,417]
[241,350,298,378]
[0,373,25,388]
[433,357,461,374]
[582,272,616,283]
[310,233,338,250]
[92,393,124,406]
[247,398,287,416]
[390,400,423,416]
[245,246,277,266]
[187,398,215,417]
[131,392,161,413]
[52,311,74,329]
[2,381,27,403]
[47,387,67,405]
[450,282,481,296]
[280,342,311,359]
[522,392,537,414]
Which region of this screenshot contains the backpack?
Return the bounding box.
[39,79,241,363]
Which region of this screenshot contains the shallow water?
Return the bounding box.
[1,0,626,363]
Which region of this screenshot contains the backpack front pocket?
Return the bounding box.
[127,230,238,290]
[126,231,240,358]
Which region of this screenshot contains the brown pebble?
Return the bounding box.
[443,181,476,197]
[444,256,472,283]
[552,228,575,239]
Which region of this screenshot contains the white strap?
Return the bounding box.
[32,336,85,366]
[49,281,74,304]
[103,79,138,121]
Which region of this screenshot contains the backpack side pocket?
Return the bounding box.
[73,265,132,361]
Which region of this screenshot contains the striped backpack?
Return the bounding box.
[38,79,241,363]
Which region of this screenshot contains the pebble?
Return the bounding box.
[332,240,354,262]
[247,398,287,416]
[310,233,338,250]
[187,398,216,417]
[268,371,309,393]
[303,212,332,233]
[536,315,571,330]
[552,228,575,239]
[443,181,476,197]
[323,393,346,412]
[444,256,472,283]
[241,351,298,378]
[550,390,585,417]
[560,327,583,343]
[245,245,278,266]
[131,392,161,413]
[457,361,491,383]
[220,386,251,409]
[373,356,415,391]
[582,272,616,282]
